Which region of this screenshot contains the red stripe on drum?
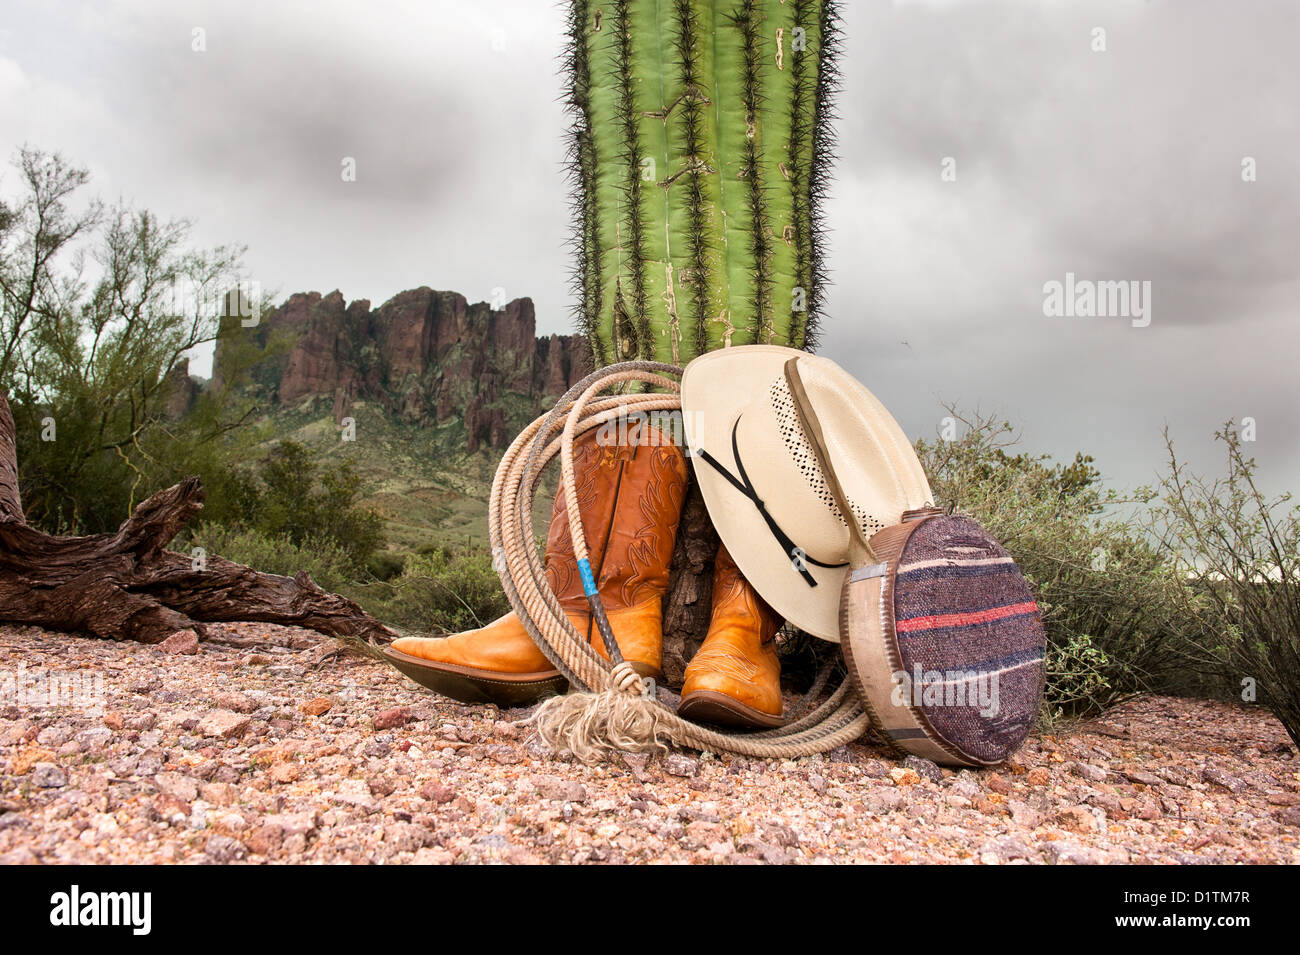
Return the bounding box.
[895,600,1039,634]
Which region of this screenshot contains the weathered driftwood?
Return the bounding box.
[0,392,396,648]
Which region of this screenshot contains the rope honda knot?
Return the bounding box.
[609,660,644,695]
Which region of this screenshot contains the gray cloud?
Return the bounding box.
[2,0,1297,495]
[822,0,1300,494]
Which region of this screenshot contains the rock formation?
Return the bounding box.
[209,287,590,452]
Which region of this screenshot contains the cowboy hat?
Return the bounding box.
[680,345,933,641]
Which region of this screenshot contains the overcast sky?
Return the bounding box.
[2,0,1297,497]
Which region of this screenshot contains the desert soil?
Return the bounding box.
[1,622,1297,865]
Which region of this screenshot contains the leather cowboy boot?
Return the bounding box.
[383,420,688,706]
[678,543,785,729]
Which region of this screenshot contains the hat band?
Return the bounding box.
[695,415,848,588]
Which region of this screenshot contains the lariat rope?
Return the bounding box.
[490,360,869,761]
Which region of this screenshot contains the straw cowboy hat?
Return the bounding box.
[680,345,934,641]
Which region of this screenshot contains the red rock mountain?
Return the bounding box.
[210,287,589,452]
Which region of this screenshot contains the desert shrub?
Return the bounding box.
[1044,632,1115,719]
[1153,423,1300,747]
[366,544,508,635]
[366,550,408,581]
[187,523,358,594]
[915,409,1189,722]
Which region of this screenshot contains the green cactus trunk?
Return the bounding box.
[565,0,841,366]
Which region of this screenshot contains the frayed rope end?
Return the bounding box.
[531,687,671,764]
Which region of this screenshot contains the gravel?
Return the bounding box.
[1,621,1298,864]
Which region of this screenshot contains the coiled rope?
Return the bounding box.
[490,360,870,761]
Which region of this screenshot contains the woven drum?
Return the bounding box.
[841,509,1046,767]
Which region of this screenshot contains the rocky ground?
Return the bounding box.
[1,622,1297,865]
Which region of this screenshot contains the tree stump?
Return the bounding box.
[661,479,719,686]
[0,392,396,649]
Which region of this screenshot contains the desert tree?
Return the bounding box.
[0,146,252,531]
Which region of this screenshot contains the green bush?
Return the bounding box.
[915,409,1189,723]
[182,439,385,572]
[363,544,508,635]
[187,523,358,593]
[366,550,408,582]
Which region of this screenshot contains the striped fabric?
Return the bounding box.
[892,515,1046,764]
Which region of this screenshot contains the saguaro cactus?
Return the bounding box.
[564,0,842,366]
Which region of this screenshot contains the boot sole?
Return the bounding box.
[678,689,785,730]
[382,646,569,707]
